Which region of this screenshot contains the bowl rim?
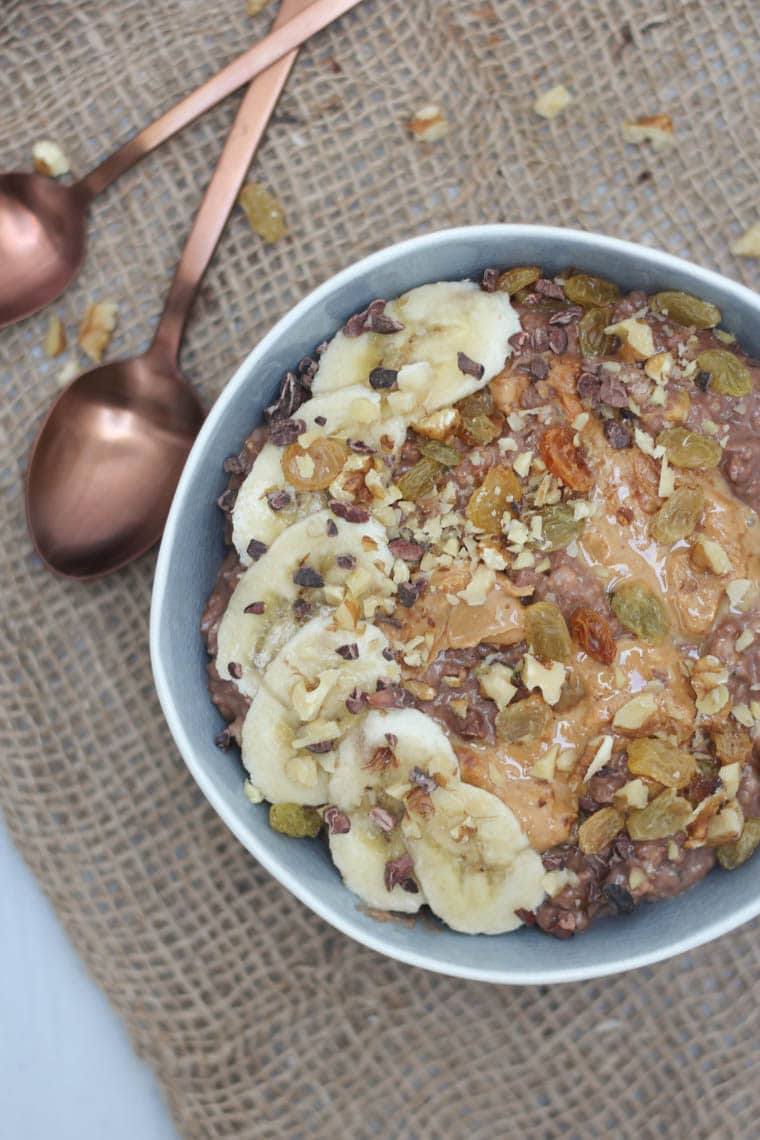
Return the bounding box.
[150,223,760,984]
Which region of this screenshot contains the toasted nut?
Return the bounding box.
[530,743,559,781]
[583,735,613,783]
[731,222,760,259]
[78,301,118,362]
[32,139,70,177]
[626,737,696,789]
[644,351,674,383]
[521,653,566,706]
[627,788,691,840]
[407,104,449,142]
[705,801,744,847]
[404,679,436,702]
[612,691,658,732]
[686,790,726,846]
[614,779,649,810]
[412,407,461,440]
[604,318,655,359]
[533,84,573,119]
[622,113,674,151]
[689,655,728,700]
[691,536,732,576]
[695,684,729,718]
[578,806,624,855]
[44,315,66,357]
[477,663,517,711]
[238,182,288,242]
[717,818,760,868]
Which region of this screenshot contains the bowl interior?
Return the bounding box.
[151,225,760,983]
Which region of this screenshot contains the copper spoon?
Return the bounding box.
[0,0,361,328]
[25,0,334,581]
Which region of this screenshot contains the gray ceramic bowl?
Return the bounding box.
[151,225,760,983]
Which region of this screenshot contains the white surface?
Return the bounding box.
[0,821,177,1140]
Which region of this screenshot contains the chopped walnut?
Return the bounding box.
[407,104,449,142]
[622,113,674,151]
[56,359,79,388]
[731,222,760,259]
[78,301,118,362]
[238,182,288,243]
[533,84,573,119]
[44,315,66,358]
[32,140,70,177]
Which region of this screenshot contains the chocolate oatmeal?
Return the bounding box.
[202,271,759,937]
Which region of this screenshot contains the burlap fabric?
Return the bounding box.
[2,1,759,1136]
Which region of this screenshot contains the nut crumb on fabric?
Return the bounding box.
[407,104,449,142]
[32,139,70,177]
[731,223,760,259]
[78,302,118,362]
[238,182,288,243]
[622,113,674,150]
[44,316,66,357]
[246,0,270,14]
[533,85,573,119]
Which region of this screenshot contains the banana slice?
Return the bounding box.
[231,442,322,563]
[329,812,425,914]
[241,615,399,805]
[262,613,399,711]
[311,280,519,413]
[330,708,459,811]
[401,782,545,934]
[216,509,393,697]
[242,689,330,806]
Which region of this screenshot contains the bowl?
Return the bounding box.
[150,225,760,984]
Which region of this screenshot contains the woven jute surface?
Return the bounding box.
[1,1,759,1136]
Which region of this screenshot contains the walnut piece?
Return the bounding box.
[533,85,572,119]
[78,302,118,362]
[44,315,66,357]
[407,104,449,142]
[32,140,70,177]
[622,113,674,151]
[731,222,760,259]
[238,182,288,243]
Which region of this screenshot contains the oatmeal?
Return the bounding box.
[202,269,760,937]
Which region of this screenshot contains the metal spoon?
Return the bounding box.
[0,0,361,328]
[25,0,334,580]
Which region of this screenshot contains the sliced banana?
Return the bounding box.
[311,280,519,413]
[330,708,459,811]
[240,615,399,806]
[232,442,322,563]
[262,613,399,713]
[241,689,330,806]
[311,328,384,397]
[402,782,545,934]
[217,509,393,697]
[329,812,425,914]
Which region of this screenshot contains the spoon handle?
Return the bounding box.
[147,0,320,369]
[77,0,362,200]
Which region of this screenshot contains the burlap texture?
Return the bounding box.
[2,1,759,1136]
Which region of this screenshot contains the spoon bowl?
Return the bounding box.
[26,352,204,579]
[0,173,89,327]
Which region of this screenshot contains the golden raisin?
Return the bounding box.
[524,601,572,662]
[569,607,616,665]
[626,738,697,789]
[282,437,349,490]
[539,426,594,493]
[466,465,522,534]
[578,806,625,855]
